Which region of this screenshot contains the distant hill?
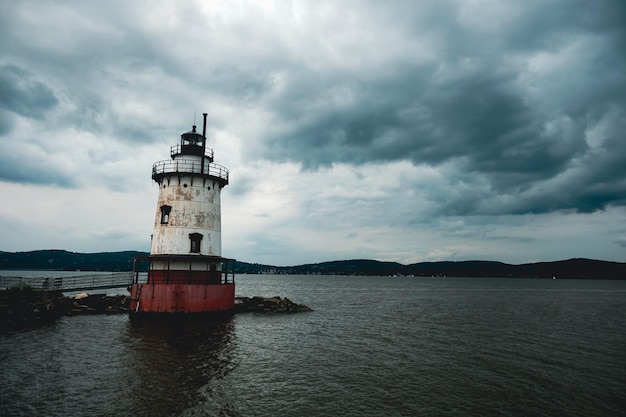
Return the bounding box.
[0,250,148,272]
[0,250,624,279]
[260,258,625,279]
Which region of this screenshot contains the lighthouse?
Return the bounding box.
[129,113,235,314]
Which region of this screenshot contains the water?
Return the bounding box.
[1,274,625,416]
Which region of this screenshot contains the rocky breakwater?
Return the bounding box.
[69,292,129,315]
[1,290,311,330]
[234,296,313,314]
[0,287,72,329]
[0,288,129,330]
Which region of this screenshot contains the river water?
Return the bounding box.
[1,274,625,416]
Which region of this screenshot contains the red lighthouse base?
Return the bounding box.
[129,256,237,315]
[129,283,235,314]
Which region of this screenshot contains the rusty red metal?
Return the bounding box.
[129,282,234,314]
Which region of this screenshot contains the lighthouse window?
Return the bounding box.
[160,205,172,224]
[189,233,203,253]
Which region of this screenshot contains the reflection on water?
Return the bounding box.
[120,316,238,417]
[0,315,237,417]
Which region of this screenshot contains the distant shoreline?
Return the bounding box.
[1,250,625,279]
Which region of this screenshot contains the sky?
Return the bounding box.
[1,0,625,266]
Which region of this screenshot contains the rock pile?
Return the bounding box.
[69,293,129,315]
[1,290,311,330]
[234,296,313,314]
[0,290,131,330]
[0,288,70,329]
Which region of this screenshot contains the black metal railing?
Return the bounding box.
[131,258,236,285]
[152,159,229,184]
[131,270,234,285]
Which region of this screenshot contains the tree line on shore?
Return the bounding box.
[1,250,624,279]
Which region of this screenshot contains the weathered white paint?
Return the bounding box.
[151,176,223,256]
[149,135,227,259]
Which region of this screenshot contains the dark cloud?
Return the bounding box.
[0,155,79,188]
[1,0,624,214]
[247,1,626,216]
[0,64,70,185]
[0,111,12,136]
[0,63,58,120]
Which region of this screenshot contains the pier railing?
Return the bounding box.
[0,272,134,292]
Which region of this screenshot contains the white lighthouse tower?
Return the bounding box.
[129,113,235,314]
